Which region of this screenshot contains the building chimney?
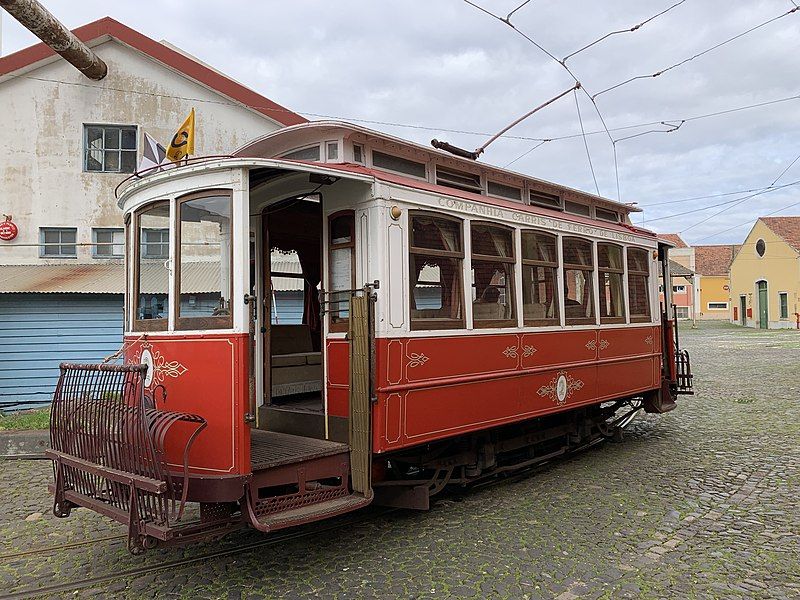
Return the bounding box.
[0,0,107,80]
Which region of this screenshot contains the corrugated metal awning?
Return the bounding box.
[0,257,308,294]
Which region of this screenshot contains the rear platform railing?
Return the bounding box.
[47,363,206,552]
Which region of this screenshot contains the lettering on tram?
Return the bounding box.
[45,122,693,553]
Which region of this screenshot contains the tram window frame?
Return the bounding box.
[408,211,466,331]
[627,247,652,323]
[132,200,170,332]
[562,237,596,325]
[470,222,517,329]
[597,242,626,324]
[521,230,560,327]
[328,210,356,333]
[174,189,234,331]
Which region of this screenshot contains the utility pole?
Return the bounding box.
[0,0,107,80]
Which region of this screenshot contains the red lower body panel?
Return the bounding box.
[371,326,661,452]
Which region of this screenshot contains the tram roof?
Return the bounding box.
[235,120,642,215]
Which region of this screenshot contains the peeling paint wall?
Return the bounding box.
[0,40,282,265]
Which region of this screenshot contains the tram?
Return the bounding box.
[47,121,693,552]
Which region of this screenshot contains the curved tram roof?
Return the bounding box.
[119,121,656,241]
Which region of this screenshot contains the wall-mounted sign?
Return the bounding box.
[0,215,18,241]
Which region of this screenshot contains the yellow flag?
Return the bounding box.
[166,108,195,162]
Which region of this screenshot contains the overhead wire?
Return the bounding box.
[678,150,800,234]
[14,74,800,148]
[643,178,800,223]
[562,0,689,63]
[573,89,600,195]
[593,6,800,98]
[692,200,800,242]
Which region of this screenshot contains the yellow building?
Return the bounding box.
[729,217,800,329]
[694,245,738,320]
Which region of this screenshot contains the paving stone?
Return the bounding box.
[1,322,798,599]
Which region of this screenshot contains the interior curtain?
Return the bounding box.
[296,243,321,346]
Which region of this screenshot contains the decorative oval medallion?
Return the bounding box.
[141,348,155,388]
[556,374,568,404]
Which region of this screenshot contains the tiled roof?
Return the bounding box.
[760,216,800,254]
[694,244,739,276]
[658,233,688,248]
[668,259,693,277]
[0,17,305,126]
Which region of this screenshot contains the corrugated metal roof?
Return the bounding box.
[0,264,124,294]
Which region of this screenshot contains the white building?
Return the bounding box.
[0,17,303,403]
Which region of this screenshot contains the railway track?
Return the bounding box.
[0,533,127,561]
[4,507,398,599]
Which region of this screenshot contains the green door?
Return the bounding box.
[739,296,747,326]
[757,281,768,329]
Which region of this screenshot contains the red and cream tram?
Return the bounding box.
[47,122,692,552]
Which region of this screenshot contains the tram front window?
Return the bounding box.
[177,191,233,330]
[134,201,170,331]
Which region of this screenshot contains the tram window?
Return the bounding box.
[627,247,651,322]
[281,145,321,161]
[372,150,426,179]
[437,167,483,194]
[471,223,516,327]
[529,190,562,210]
[329,212,355,331]
[564,201,591,217]
[133,201,170,331]
[598,243,625,324]
[562,237,595,325]
[176,191,233,330]
[521,231,559,326]
[487,181,522,201]
[409,213,465,330]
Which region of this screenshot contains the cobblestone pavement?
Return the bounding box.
[1,322,798,599]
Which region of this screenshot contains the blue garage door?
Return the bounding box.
[0,294,123,407]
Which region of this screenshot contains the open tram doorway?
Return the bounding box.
[258,195,327,437]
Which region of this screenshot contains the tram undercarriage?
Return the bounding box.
[372,398,643,510]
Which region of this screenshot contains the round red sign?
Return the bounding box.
[0,219,18,241]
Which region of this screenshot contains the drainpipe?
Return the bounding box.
[0,0,107,80]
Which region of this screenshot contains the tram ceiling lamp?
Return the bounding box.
[309,173,340,186]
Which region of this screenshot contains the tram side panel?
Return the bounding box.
[371,326,661,453]
[124,334,251,477]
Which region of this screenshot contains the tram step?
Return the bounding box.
[250,493,372,532]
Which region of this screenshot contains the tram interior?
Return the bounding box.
[255,189,338,442]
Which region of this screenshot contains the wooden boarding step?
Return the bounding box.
[246,429,370,532]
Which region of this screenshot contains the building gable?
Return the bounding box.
[0,16,305,128]
[760,217,800,255]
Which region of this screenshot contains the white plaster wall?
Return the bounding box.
[0,40,282,265]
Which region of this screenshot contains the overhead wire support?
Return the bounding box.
[593,6,800,98]
[562,0,689,63]
[462,0,619,198]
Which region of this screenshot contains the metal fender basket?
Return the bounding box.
[46,363,206,553]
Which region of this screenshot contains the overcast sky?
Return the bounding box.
[3,0,799,244]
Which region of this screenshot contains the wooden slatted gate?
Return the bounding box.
[348,289,375,498]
